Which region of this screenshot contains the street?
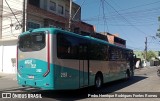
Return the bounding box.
[0,0,160,101]
[0,66,160,101]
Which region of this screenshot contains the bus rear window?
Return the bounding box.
[18,32,46,52]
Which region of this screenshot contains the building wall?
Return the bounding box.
[107,35,114,44]
[106,34,126,48]
[0,0,23,73]
[27,4,68,29]
[0,46,3,72]
[0,40,17,73]
[78,22,94,34]
[27,1,94,34]
[43,0,81,21]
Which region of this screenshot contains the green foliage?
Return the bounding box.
[146,51,156,61]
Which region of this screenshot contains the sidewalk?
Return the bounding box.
[0,72,18,91]
[0,72,17,80]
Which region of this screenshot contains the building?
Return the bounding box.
[26,0,94,34]
[100,32,126,48]
[0,0,95,74]
[0,0,23,73]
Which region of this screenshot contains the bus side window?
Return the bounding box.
[79,41,88,60]
[57,33,80,59]
[109,46,116,61]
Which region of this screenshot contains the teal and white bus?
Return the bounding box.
[17,28,134,90]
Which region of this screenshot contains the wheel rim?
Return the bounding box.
[96,77,101,88]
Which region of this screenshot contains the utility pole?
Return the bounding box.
[145,37,147,60]
[0,0,3,39]
[68,0,72,31]
[22,0,27,32]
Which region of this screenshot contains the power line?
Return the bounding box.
[4,0,22,27]
[72,0,86,20]
[111,0,160,12]
[101,0,147,36]
[96,1,102,31]
[82,6,160,22]
[82,6,160,23]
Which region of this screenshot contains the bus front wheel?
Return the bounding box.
[95,74,103,89]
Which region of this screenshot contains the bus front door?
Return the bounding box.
[79,44,89,88]
[79,60,89,87]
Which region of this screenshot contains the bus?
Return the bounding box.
[17,27,134,90]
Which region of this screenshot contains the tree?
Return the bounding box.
[146,51,156,61]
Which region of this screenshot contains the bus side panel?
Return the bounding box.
[89,60,127,85]
[108,61,127,81]
[53,60,80,90]
[89,60,110,85]
[52,33,85,90]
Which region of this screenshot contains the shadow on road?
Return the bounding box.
[1,76,147,100]
[33,76,147,100]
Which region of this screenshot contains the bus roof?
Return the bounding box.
[20,28,132,51]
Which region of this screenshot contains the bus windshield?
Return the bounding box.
[18,32,46,52]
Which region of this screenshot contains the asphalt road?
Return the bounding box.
[0,66,160,101]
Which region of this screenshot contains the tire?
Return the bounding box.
[95,74,103,89]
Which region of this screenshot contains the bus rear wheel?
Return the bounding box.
[95,74,103,89]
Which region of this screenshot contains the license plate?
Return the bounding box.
[28,75,34,79]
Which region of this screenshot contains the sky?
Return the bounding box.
[74,0,160,51]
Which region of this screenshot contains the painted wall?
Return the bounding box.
[0,46,3,72]
[2,45,17,73]
[0,40,17,74]
[0,0,23,73]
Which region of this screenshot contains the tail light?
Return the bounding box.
[43,34,50,77]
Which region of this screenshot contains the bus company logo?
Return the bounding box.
[24,59,36,68]
[2,93,11,98]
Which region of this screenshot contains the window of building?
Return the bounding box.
[28,0,40,7]
[58,5,64,15]
[49,1,56,12]
[27,22,41,30]
[65,9,69,18]
[65,5,69,18]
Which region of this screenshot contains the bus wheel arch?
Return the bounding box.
[95,71,103,88]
